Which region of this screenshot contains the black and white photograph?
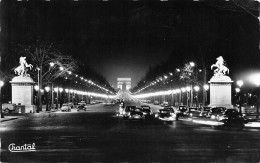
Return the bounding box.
[1,0,260,162]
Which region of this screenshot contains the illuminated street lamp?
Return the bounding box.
[235,88,241,93]
[59,66,64,71]
[0,80,4,118]
[237,80,244,87]
[44,86,50,111]
[203,84,209,105]
[194,86,200,107]
[34,85,39,91]
[50,62,55,67]
[189,61,195,67]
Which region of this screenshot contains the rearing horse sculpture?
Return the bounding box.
[14,57,33,77]
[211,56,229,76]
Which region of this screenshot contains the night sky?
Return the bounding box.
[1,0,259,87]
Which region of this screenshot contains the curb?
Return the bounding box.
[0,117,19,122]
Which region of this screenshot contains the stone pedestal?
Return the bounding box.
[10,76,36,113]
[209,75,233,108]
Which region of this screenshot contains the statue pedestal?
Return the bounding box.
[209,75,233,108]
[10,76,36,113]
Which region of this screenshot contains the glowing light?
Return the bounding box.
[68,71,72,74]
[186,86,191,92]
[203,84,209,91]
[59,67,64,71]
[70,89,74,93]
[164,75,168,79]
[176,68,180,72]
[169,72,173,76]
[181,88,186,92]
[189,62,195,67]
[34,85,39,91]
[175,89,181,93]
[54,87,59,92]
[50,62,55,67]
[237,80,243,87]
[192,120,224,126]
[0,80,4,87]
[194,86,200,92]
[235,88,240,93]
[65,89,69,93]
[249,73,260,86]
[45,86,50,92]
[40,89,44,93]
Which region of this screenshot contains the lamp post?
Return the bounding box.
[59,87,63,108]
[186,86,191,107]
[54,87,59,109]
[203,84,209,106]
[45,86,50,111]
[194,86,200,107]
[0,80,4,118]
[237,80,244,113]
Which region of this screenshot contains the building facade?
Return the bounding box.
[117,78,131,91]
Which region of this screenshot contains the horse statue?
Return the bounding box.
[211,56,229,76]
[14,56,33,77]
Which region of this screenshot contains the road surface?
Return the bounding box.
[1,101,260,162]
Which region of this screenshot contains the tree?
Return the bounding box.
[20,41,77,111]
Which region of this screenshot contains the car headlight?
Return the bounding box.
[211,115,216,119]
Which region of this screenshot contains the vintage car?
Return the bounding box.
[154,108,178,122]
[77,101,87,111]
[218,109,248,128]
[61,103,72,112]
[128,107,145,120]
[207,107,227,120]
[141,105,153,117]
[122,106,136,119]
[178,105,188,117]
[185,107,201,118]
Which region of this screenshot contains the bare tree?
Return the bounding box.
[21,41,77,111]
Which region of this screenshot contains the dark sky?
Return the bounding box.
[2,1,259,87]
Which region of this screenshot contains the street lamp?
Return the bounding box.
[0,80,4,118]
[189,61,195,67]
[45,86,50,111]
[50,62,55,67]
[54,87,59,109]
[194,86,200,107]
[203,84,209,106]
[237,80,244,87]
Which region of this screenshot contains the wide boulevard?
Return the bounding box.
[1,102,260,162]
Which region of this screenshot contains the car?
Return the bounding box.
[2,103,16,113]
[160,101,169,107]
[61,103,71,112]
[129,107,145,120]
[154,108,178,122]
[218,109,248,128]
[207,107,227,120]
[122,106,136,119]
[185,107,200,118]
[178,105,188,117]
[77,101,87,111]
[153,100,159,105]
[141,105,153,117]
[199,106,212,117]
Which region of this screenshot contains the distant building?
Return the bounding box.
[117,78,131,91]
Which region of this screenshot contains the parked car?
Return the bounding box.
[123,106,136,119]
[218,109,248,128]
[2,103,16,113]
[199,106,212,117]
[129,107,145,120]
[77,101,87,111]
[185,107,200,118]
[61,103,72,112]
[141,105,153,117]
[207,107,227,120]
[154,108,178,122]
[160,101,169,107]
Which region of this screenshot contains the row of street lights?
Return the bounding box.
[133,84,209,107]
